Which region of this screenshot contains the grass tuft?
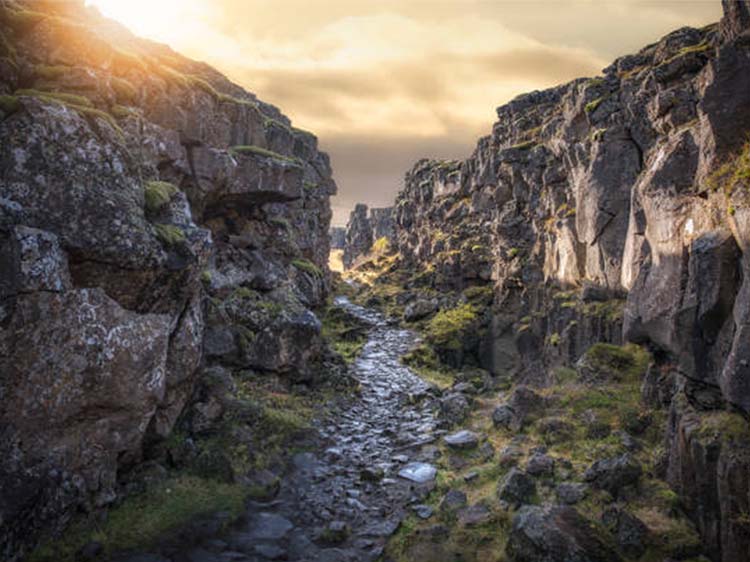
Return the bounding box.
[291,258,323,277]
[28,475,247,562]
[0,94,20,115]
[229,144,301,165]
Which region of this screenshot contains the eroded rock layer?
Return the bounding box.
[0,0,336,558]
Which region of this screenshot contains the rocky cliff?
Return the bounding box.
[329,226,346,250]
[352,2,750,560]
[0,0,337,558]
[342,203,394,268]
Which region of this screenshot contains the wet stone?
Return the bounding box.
[254,544,287,560]
[444,430,480,450]
[413,504,435,519]
[248,513,294,541]
[398,462,437,483]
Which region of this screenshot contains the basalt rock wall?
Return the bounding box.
[388,2,750,559]
[342,203,394,268]
[0,0,336,558]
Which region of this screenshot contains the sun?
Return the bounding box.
[85,0,200,44]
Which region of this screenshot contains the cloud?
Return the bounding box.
[90,0,722,226]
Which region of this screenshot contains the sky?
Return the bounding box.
[87,0,721,225]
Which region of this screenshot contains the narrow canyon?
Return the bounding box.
[2,1,750,562]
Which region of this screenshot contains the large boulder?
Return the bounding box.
[507,505,623,562]
[0,289,171,558]
[583,454,642,497]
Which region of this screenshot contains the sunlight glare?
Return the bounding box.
[85,0,201,44]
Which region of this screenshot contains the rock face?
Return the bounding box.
[329,226,346,249]
[0,0,335,558]
[507,505,623,562]
[356,2,750,559]
[342,203,395,268]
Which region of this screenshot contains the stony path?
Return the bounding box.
[125,298,443,562]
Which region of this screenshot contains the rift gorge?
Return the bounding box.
[2,1,750,561]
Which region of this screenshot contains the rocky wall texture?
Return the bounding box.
[0,0,336,558]
[384,1,750,559]
[329,226,346,250]
[342,203,394,268]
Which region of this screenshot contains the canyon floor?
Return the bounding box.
[99,297,441,562]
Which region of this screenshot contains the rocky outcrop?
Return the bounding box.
[343,204,372,269]
[329,226,346,249]
[365,1,750,559]
[342,203,394,268]
[0,0,335,558]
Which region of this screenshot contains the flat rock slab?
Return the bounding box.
[444,430,480,450]
[248,513,294,541]
[398,462,437,483]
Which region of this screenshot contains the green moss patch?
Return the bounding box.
[0,94,20,115]
[154,224,186,246]
[144,181,178,213]
[322,306,367,363]
[34,64,70,81]
[426,303,479,352]
[111,76,138,104]
[291,258,323,277]
[580,343,650,383]
[29,475,247,562]
[585,96,606,114]
[402,343,457,389]
[706,142,750,195]
[697,410,750,444]
[229,145,301,165]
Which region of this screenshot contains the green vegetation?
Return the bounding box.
[29,475,247,562]
[15,88,123,135]
[0,7,48,32]
[581,299,626,322]
[591,127,607,142]
[34,64,70,80]
[664,40,713,65]
[510,139,536,150]
[582,343,651,382]
[229,144,301,165]
[462,285,493,306]
[706,142,750,195]
[697,411,750,443]
[291,258,323,277]
[401,343,457,389]
[111,105,135,119]
[230,380,317,470]
[425,303,479,351]
[111,76,138,104]
[268,216,292,232]
[0,94,19,115]
[144,181,178,213]
[322,306,367,363]
[372,236,391,254]
[154,224,186,246]
[16,88,92,108]
[585,96,606,114]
